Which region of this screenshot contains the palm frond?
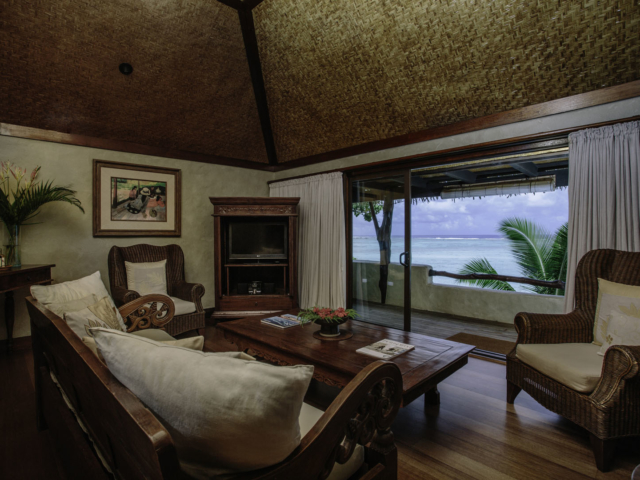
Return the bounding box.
[498,217,554,282]
[548,222,568,296]
[456,258,515,291]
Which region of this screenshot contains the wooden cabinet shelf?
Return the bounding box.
[211,197,300,317]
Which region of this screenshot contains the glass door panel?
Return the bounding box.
[350,173,411,330]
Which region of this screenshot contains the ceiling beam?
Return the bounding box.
[445,170,477,183]
[237,9,278,165]
[510,162,539,177]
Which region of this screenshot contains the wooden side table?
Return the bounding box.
[0,264,55,351]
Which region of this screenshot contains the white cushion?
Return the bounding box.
[169,296,196,316]
[593,278,640,346]
[83,334,205,363]
[125,260,168,296]
[598,311,640,355]
[31,271,127,332]
[45,294,99,318]
[64,297,124,339]
[91,328,313,479]
[130,328,177,342]
[516,343,603,393]
[298,403,365,480]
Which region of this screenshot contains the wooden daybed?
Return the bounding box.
[27,295,402,480]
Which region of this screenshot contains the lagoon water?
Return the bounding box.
[353,235,533,293]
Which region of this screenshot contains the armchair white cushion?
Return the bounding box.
[516,343,603,393]
[125,260,168,296]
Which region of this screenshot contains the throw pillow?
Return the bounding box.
[125,260,168,296]
[45,294,99,318]
[31,271,127,332]
[598,311,640,356]
[91,328,313,479]
[83,334,205,363]
[64,297,124,339]
[593,279,640,346]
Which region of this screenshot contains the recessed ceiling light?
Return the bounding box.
[119,63,133,75]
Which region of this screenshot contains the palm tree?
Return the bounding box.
[457,217,568,295]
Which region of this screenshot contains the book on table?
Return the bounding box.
[356,339,415,360]
[261,315,300,329]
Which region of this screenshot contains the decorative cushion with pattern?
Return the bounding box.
[598,310,640,356]
[593,279,640,346]
[64,297,125,339]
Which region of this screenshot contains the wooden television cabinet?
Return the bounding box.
[210,197,299,320]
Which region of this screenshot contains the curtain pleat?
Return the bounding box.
[269,173,346,309]
[564,121,640,311]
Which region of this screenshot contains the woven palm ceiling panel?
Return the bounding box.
[0,0,268,163]
[254,0,640,162]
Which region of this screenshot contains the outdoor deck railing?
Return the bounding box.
[428,269,566,290]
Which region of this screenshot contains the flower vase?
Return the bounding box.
[319,323,341,337]
[5,224,21,267]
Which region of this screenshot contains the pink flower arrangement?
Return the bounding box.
[298,306,358,325]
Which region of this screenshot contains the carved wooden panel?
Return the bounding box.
[215,205,297,216]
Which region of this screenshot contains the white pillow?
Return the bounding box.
[64,297,125,339]
[125,260,168,296]
[45,294,99,318]
[83,334,206,363]
[598,311,640,356]
[91,328,313,479]
[593,279,640,346]
[31,271,127,332]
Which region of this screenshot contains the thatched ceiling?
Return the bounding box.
[0,0,268,163]
[254,0,640,162]
[1,0,639,168]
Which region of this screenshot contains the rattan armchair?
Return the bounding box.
[507,249,640,472]
[108,244,205,337]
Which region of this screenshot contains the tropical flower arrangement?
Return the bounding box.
[298,306,358,337]
[0,162,84,266]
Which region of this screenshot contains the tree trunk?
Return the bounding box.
[369,193,394,304]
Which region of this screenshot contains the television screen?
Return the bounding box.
[229,222,287,259]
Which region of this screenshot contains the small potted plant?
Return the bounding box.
[297,306,358,337]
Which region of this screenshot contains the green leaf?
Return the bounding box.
[456,258,515,291]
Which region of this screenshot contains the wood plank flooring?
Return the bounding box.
[355,301,518,342]
[2,345,638,479]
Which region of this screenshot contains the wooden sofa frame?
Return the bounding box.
[28,295,402,480]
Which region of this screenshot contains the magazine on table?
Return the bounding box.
[356,339,415,360]
[261,314,301,329]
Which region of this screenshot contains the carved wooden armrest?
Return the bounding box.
[590,345,640,407]
[230,361,403,480]
[118,295,176,333]
[514,309,593,346]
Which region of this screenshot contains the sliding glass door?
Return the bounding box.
[349,171,411,331]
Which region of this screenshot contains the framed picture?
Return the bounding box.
[93,160,181,237]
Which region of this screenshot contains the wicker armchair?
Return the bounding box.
[507,249,640,472]
[108,244,205,337]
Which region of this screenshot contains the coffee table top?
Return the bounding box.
[217,310,475,405]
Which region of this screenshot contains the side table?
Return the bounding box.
[1,264,55,351]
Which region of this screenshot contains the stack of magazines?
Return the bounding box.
[261,314,301,329]
[356,339,415,360]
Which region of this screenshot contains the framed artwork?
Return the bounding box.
[93,160,181,237]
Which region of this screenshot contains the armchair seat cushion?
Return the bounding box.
[516,343,603,393]
[169,297,197,316]
[298,403,365,480]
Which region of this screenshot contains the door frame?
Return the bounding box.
[345,168,412,331]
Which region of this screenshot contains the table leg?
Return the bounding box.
[5,290,14,352]
[424,386,440,407]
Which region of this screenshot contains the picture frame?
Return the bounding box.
[93,160,181,237]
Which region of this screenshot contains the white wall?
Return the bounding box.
[0,136,272,341]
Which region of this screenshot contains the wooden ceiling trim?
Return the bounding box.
[274,81,640,171]
[0,123,275,172]
[238,8,279,165]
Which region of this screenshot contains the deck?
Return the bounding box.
[354,301,518,343]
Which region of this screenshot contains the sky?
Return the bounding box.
[352,188,569,237]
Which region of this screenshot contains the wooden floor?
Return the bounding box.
[355,301,518,342]
[2,345,639,479]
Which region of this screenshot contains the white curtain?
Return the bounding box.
[564,120,640,311]
[270,172,346,309]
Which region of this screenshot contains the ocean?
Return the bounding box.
[353,235,533,293]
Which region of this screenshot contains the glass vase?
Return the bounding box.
[5,224,21,268]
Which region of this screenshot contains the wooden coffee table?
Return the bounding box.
[217,311,475,408]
